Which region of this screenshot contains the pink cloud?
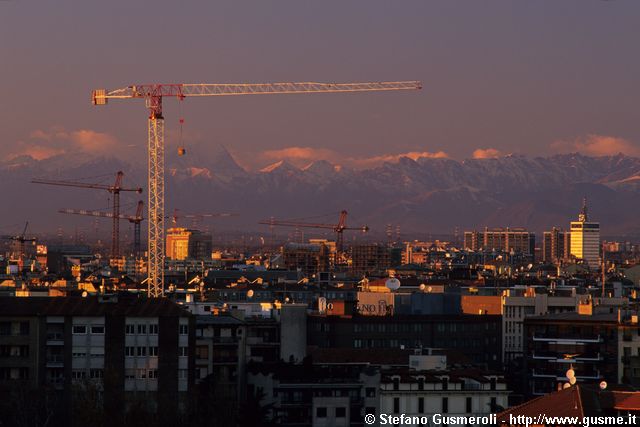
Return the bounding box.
[262,147,337,163]
[472,148,503,159]
[7,126,122,160]
[69,129,119,154]
[550,134,640,157]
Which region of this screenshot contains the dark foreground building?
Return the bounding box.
[307,313,502,370]
[0,295,195,427]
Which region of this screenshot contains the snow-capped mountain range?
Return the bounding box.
[6,147,640,236]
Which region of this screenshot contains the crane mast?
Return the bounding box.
[93,80,421,297]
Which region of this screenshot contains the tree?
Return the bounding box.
[237,387,278,427]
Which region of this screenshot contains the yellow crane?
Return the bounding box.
[92,80,422,297]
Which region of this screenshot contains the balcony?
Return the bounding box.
[532,368,601,380]
[46,355,64,367]
[532,353,556,360]
[532,335,602,344]
[46,333,64,346]
[211,337,239,345]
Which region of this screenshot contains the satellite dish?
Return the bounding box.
[600,381,608,390]
[569,377,577,385]
[419,284,426,291]
[82,291,88,298]
[566,369,575,379]
[563,383,571,389]
[427,286,433,293]
[247,290,254,298]
[385,278,401,291]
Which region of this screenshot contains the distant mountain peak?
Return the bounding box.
[207,144,247,179]
[259,160,299,173]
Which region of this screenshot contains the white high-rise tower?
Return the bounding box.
[570,198,600,267]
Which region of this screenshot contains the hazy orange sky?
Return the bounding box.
[1,0,638,170]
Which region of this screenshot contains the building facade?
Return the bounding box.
[542,227,570,263]
[0,296,195,426]
[569,200,600,267]
[166,227,212,260]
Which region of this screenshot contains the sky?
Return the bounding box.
[1,0,639,170]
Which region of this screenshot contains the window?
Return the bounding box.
[72,325,87,334]
[6,346,28,357]
[125,324,135,335]
[149,324,159,335]
[490,378,496,390]
[466,397,472,413]
[0,322,10,336]
[137,347,147,357]
[442,397,448,413]
[393,378,399,391]
[365,387,376,397]
[316,407,327,418]
[179,346,188,357]
[72,350,87,358]
[90,347,104,358]
[442,377,449,390]
[125,347,135,357]
[149,346,159,357]
[179,324,189,335]
[136,369,147,379]
[178,369,188,380]
[196,346,209,359]
[20,322,29,335]
[148,369,158,379]
[125,369,135,380]
[365,407,376,416]
[90,369,103,379]
[418,397,424,414]
[137,324,147,334]
[393,398,400,414]
[490,397,497,409]
[72,370,86,379]
[418,378,424,391]
[91,325,104,334]
[335,407,346,418]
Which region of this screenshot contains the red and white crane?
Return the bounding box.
[258,210,367,255]
[92,80,422,297]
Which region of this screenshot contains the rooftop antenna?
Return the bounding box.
[579,197,588,222]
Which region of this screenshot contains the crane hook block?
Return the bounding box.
[178,147,186,156]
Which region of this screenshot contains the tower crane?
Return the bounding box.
[92,80,421,297]
[1,221,36,261]
[58,201,145,259]
[258,210,368,255]
[32,171,142,258]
